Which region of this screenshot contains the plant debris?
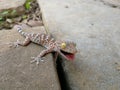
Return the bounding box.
[0,0,43,30]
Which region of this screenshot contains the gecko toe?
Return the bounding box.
[9,40,20,48]
[9,42,19,48]
[30,57,44,65]
[31,57,35,60]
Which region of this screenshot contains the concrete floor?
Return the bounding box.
[38,0,120,90]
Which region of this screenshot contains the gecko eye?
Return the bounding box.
[61,43,66,49]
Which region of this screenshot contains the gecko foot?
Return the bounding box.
[31,57,45,65]
[9,40,20,48]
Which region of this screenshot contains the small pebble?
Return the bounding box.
[65,5,69,8]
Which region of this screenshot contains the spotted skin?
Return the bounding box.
[13,25,77,64]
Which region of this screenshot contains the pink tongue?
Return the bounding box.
[66,54,75,61]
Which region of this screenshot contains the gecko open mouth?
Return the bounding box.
[61,50,75,60]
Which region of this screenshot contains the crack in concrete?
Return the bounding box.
[97,0,120,9]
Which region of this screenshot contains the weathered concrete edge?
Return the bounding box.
[37,1,50,34]
[36,0,62,87]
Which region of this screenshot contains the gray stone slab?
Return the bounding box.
[38,0,120,90]
[0,0,25,10]
[0,0,26,17]
[0,26,61,90]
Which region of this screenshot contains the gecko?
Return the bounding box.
[13,25,77,64]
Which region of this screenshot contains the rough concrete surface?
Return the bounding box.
[38,0,120,90]
[0,26,61,90]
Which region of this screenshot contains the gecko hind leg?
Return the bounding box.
[10,37,31,48]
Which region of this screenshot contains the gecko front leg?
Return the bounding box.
[10,37,31,48]
[31,47,54,65]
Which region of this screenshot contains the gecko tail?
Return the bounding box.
[15,25,27,37]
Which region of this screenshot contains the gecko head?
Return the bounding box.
[57,40,77,61]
